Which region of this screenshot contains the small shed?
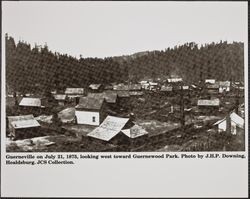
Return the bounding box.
[197,98,220,113]
[121,124,149,146]
[167,77,183,83]
[197,98,220,106]
[19,97,46,116]
[53,94,67,106]
[218,81,231,93]
[7,115,41,140]
[205,79,216,84]
[65,88,84,104]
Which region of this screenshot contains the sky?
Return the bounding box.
[2,1,248,58]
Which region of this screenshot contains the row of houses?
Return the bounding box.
[7,77,244,143]
[205,79,244,94]
[13,90,231,129]
[8,86,147,141]
[8,107,244,144]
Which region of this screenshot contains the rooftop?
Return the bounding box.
[19,97,42,107]
[65,88,84,95]
[87,116,130,141]
[121,124,149,138]
[8,114,40,129]
[76,97,104,110]
[89,84,102,90]
[88,91,117,103]
[53,94,66,100]
[11,119,41,129]
[116,91,130,98]
[197,98,220,106]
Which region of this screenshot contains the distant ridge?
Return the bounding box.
[6,35,244,94]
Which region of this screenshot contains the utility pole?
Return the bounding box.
[235,83,240,115]
[226,114,231,134]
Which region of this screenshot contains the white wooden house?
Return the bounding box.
[75,96,107,126]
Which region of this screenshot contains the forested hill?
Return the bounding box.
[5,35,244,94]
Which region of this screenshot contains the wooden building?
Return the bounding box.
[53,94,67,106]
[128,84,142,91]
[197,98,220,114]
[160,85,173,92]
[218,81,231,93]
[87,116,130,143]
[205,83,219,95]
[87,116,148,148]
[113,84,129,91]
[19,97,46,116]
[75,96,107,126]
[7,114,41,140]
[213,112,244,135]
[87,91,118,111]
[65,88,85,105]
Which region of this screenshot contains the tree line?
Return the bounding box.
[6,34,244,95]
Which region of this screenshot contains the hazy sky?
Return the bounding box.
[2,1,248,58]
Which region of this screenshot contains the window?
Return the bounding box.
[92,116,96,122]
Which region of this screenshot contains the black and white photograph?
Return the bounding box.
[1,1,248,198]
[4,2,246,153]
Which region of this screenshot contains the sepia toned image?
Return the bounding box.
[1,1,248,198]
[4,2,246,153]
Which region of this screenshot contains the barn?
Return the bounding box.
[7,114,41,140]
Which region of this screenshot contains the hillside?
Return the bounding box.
[5,35,244,94]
